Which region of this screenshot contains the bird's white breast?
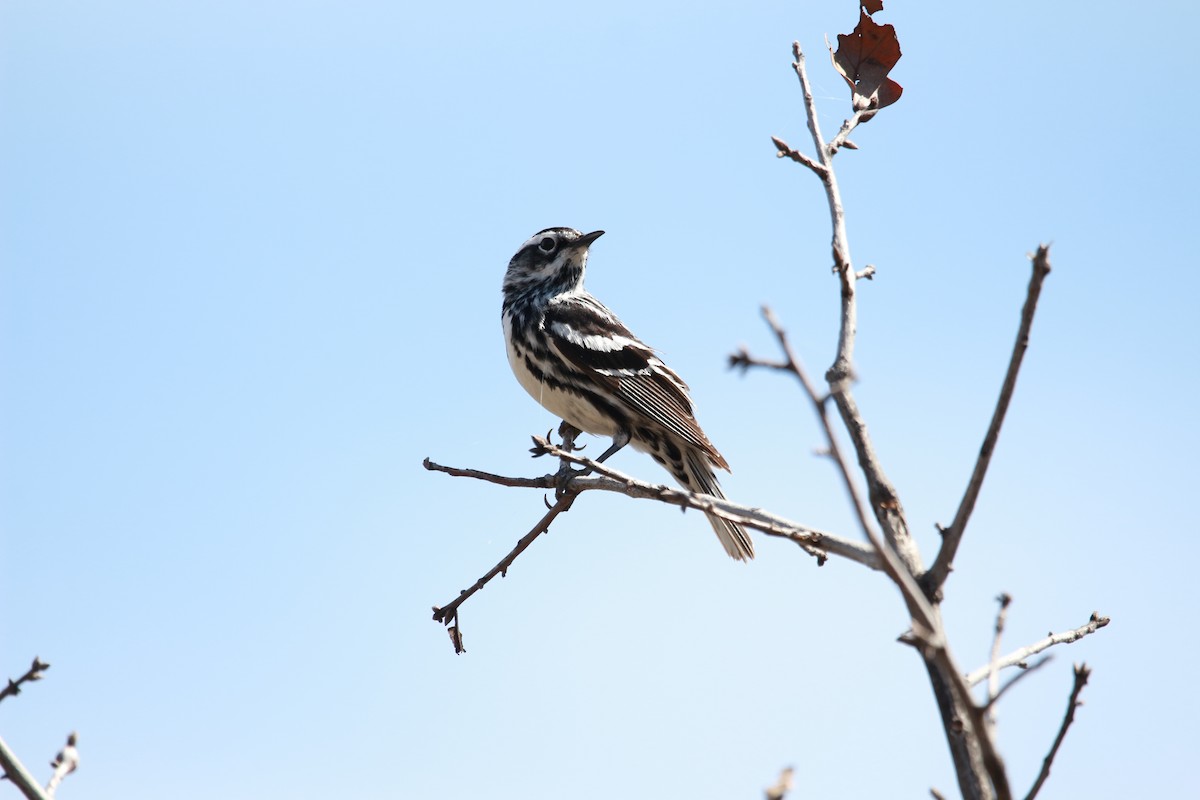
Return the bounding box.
[503,313,621,438]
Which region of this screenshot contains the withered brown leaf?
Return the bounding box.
[832,10,903,113]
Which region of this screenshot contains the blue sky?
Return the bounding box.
[2,1,1196,798]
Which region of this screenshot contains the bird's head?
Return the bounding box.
[503,227,605,300]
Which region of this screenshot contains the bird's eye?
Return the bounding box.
[539,237,556,252]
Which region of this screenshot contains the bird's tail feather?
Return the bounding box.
[680,450,755,561]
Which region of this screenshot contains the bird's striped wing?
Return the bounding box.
[543,294,728,469]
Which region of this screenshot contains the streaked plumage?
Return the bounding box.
[501,227,754,561]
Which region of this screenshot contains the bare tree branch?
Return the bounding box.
[427,445,881,571]
[426,434,895,652]
[791,42,830,175]
[1024,665,1092,800]
[985,655,1052,711]
[0,657,49,705]
[965,613,1110,687]
[776,42,1003,797]
[900,633,1014,800]
[924,246,1053,597]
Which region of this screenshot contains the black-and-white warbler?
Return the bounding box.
[501,227,754,561]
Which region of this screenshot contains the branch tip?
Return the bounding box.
[925,244,1054,597]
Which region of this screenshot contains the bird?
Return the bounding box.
[501,227,754,561]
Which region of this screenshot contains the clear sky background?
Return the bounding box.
[2,1,1195,798]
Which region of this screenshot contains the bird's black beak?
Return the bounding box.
[576,230,605,247]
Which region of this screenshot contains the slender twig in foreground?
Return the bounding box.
[925,246,1053,597]
[0,657,49,705]
[986,593,1013,727]
[1024,665,1091,800]
[965,613,1109,687]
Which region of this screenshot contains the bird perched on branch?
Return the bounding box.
[501,227,753,561]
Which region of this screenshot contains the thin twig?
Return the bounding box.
[1024,664,1091,800]
[729,307,941,635]
[731,306,877,548]
[925,246,1053,597]
[827,108,870,154]
[986,655,1051,710]
[771,136,826,177]
[427,452,880,567]
[426,441,886,650]
[790,43,921,577]
[0,657,50,705]
[792,43,829,171]
[965,613,1109,687]
[422,458,558,489]
[527,438,880,569]
[986,593,1013,728]
[431,491,578,651]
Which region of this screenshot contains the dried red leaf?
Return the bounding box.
[861,0,884,14]
[832,10,903,113]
